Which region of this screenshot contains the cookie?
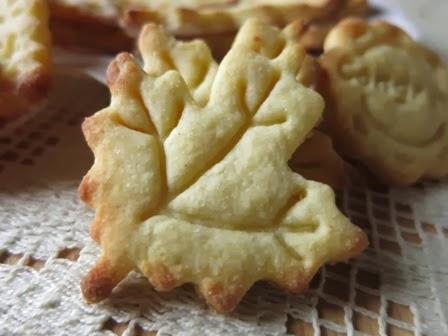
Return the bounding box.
[293,0,369,51]
[80,19,367,312]
[122,0,369,53]
[0,0,52,122]
[290,131,350,189]
[49,0,132,53]
[48,0,368,54]
[321,19,448,185]
[49,18,133,53]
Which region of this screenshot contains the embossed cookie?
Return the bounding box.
[80,19,367,312]
[139,22,350,189]
[320,19,448,185]
[0,0,52,122]
[138,20,349,190]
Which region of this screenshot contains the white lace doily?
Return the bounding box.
[1,1,448,334]
[0,72,447,336]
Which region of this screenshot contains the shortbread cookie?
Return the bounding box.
[289,131,350,189]
[49,0,368,53]
[321,19,448,185]
[121,0,339,37]
[294,0,369,51]
[49,17,133,53]
[80,19,367,312]
[0,0,52,121]
[122,0,369,51]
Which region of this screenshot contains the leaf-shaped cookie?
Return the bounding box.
[80,19,367,312]
[0,0,52,121]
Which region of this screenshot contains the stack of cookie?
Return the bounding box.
[2,0,447,313]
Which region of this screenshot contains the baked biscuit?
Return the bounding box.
[49,0,132,53]
[321,19,448,185]
[293,0,369,51]
[48,0,368,53]
[0,0,52,122]
[80,19,367,312]
[123,0,369,53]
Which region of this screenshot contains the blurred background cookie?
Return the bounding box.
[320,18,448,185]
[49,0,133,52]
[0,0,52,124]
[48,0,369,56]
[122,0,369,56]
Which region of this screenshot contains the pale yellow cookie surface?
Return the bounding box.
[139,22,350,190]
[321,19,448,185]
[80,19,367,312]
[0,0,52,121]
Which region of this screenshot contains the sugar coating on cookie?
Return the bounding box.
[321,18,448,185]
[139,20,348,190]
[0,0,52,121]
[80,19,367,313]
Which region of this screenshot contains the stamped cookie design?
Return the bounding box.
[321,19,448,185]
